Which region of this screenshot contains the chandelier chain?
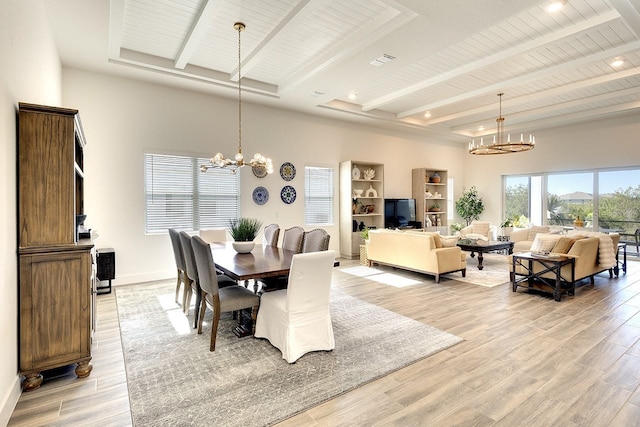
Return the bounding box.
[237,22,242,156]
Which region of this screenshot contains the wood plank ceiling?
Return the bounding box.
[54,0,640,142]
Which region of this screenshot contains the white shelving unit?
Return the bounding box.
[412,168,448,231]
[339,161,384,258]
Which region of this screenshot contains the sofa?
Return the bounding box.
[365,229,466,283]
[510,225,563,252]
[509,232,620,291]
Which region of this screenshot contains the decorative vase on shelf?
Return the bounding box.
[430,173,441,183]
[365,185,378,198]
[351,165,361,180]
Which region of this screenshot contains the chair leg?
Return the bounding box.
[193,286,201,329]
[197,294,206,334]
[175,269,182,304]
[183,277,192,314]
[210,307,220,352]
[250,305,257,336]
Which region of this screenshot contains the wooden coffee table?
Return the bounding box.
[456,239,514,270]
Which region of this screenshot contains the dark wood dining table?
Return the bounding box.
[209,242,297,282]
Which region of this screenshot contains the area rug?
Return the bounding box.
[341,253,510,288]
[116,282,463,426]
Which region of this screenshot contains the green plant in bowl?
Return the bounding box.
[227,217,262,241]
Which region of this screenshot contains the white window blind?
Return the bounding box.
[144,153,240,234]
[305,166,334,226]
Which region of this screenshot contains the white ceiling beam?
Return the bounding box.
[363,10,621,112]
[425,66,640,126]
[108,0,126,59]
[230,0,317,81]
[398,40,640,119]
[174,0,221,70]
[452,86,640,133]
[609,0,640,36]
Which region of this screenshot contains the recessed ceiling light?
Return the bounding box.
[424,111,431,118]
[348,92,357,100]
[611,58,625,67]
[478,126,485,131]
[545,0,566,13]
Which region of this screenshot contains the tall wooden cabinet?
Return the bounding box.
[18,103,94,391]
[339,161,384,258]
[412,168,449,231]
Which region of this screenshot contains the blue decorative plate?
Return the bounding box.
[252,165,267,178]
[280,162,296,181]
[280,185,296,204]
[252,186,269,205]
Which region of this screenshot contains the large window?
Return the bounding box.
[504,166,640,234]
[305,166,334,226]
[144,153,240,234]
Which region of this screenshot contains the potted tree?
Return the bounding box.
[227,217,262,253]
[455,186,484,226]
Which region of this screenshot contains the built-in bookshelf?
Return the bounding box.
[412,168,448,230]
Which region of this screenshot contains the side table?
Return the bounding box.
[614,242,627,277]
[511,252,575,302]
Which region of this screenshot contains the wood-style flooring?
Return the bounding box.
[8,258,640,426]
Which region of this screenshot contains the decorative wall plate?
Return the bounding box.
[252,186,269,205]
[280,162,296,181]
[252,165,267,178]
[280,185,296,204]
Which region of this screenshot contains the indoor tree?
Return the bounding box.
[455,186,485,226]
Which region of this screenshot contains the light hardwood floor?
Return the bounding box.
[8,259,640,426]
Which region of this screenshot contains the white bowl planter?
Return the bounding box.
[232,241,255,254]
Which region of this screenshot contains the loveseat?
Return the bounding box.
[509,232,619,292]
[366,229,466,283]
[510,225,563,252]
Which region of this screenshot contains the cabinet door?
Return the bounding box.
[19,250,91,373]
[19,110,75,247]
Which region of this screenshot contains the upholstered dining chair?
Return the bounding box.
[191,235,260,351]
[263,223,280,247]
[301,229,330,253]
[168,228,188,306]
[282,226,304,253]
[199,228,227,243]
[255,250,336,363]
[179,231,235,328]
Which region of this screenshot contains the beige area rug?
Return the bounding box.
[116,282,463,426]
[343,253,511,288]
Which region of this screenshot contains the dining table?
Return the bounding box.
[209,242,298,283]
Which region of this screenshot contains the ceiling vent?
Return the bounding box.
[369,54,396,67]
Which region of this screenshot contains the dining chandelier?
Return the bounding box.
[468,93,535,155]
[201,22,273,174]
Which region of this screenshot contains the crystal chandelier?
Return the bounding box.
[201,22,273,174]
[468,93,535,155]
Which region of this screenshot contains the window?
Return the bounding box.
[305,166,334,226]
[144,153,240,234]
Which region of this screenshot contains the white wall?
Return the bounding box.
[463,113,640,224]
[0,0,62,423]
[61,68,467,284]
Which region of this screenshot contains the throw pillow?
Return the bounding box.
[530,233,562,253]
[472,221,490,238]
[440,235,460,247]
[425,232,442,248]
[551,237,576,254]
[527,226,550,241]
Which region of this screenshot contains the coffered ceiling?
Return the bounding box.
[45,0,640,143]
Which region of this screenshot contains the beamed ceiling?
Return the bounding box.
[45,0,640,143]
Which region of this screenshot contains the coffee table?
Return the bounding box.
[456,239,514,270]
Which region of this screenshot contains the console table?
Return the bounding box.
[511,252,575,302]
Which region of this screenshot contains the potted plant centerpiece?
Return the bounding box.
[227,217,262,253]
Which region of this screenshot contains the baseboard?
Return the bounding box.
[0,375,22,426]
[110,270,174,286]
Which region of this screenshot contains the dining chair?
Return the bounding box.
[199,228,227,243]
[282,226,304,253]
[255,250,336,363]
[168,228,188,306]
[301,229,330,253]
[179,231,236,328]
[263,223,280,247]
[192,235,260,351]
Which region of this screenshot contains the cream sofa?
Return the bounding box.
[509,232,620,292]
[365,229,466,283]
[510,225,562,252]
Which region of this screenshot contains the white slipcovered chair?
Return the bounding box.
[255,250,336,363]
[459,221,497,241]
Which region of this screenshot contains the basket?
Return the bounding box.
[360,244,369,266]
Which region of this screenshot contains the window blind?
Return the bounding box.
[305,166,333,226]
[144,153,240,234]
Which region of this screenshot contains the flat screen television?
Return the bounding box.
[384,198,417,228]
